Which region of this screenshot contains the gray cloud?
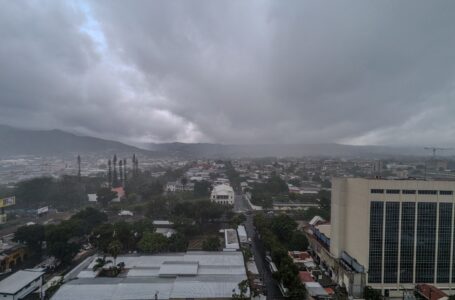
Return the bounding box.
[1,0,455,146]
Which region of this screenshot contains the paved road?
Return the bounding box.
[234,193,250,213]
[244,213,283,300]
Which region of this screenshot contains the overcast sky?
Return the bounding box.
[1,1,455,146]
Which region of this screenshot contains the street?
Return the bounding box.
[244,211,284,299]
[234,193,250,213]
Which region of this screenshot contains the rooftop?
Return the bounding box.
[0,269,44,295]
[52,251,247,300]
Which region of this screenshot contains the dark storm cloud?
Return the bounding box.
[1,0,455,145]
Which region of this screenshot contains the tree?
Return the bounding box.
[138,231,168,253]
[96,187,117,208]
[113,222,134,251]
[14,224,45,253]
[289,231,309,251]
[107,240,122,265]
[230,214,246,227]
[168,233,188,252]
[92,223,115,253]
[48,242,79,265]
[92,257,112,272]
[71,207,107,234]
[193,180,211,197]
[232,279,249,299]
[271,214,298,242]
[202,236,220,251]
[288,284,307,300]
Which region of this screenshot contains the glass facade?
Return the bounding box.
[384,202,399,283]
[400,202,415,283]
[415,202,437,283]
[368,201,384,283]
[437,203,452,283]
[369,200,454,285]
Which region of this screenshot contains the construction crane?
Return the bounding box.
[424,147,453,158]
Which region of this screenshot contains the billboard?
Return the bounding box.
[0,196,15,208]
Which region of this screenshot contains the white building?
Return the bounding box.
[210,184,234,205]
[51,251,248,300]
[165,181,194,193]
[0,269,45,300]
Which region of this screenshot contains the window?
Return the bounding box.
[368,201,384,283]
[415,202,437,282]
[371,189,384,194]
[386,189,400,194]
[400,202,415,283]
[402,190,416,195]
[384,202,400,283]
[437,203,452,283]
[440,191,453,196]
[418,190,437,195]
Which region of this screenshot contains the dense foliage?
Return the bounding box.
[254,213,308,298]
[250,175,289,208]
[14,207,108,264]
[14,176,87,210]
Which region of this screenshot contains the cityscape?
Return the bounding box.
[1,1,455,300]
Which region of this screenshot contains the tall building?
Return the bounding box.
[371,160,384,176]
[331,177,455,296]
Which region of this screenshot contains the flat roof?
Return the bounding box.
[158,261,198,276]
[0,269,44,295]
[52,251,247,300]
[305,282,329,296]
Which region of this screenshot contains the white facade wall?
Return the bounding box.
[210,184,234,205]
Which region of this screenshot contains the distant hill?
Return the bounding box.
[0,125,151,157]
[0,124,449,159]
[147,142,444,159]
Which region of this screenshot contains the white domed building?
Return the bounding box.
[210,184,235,205]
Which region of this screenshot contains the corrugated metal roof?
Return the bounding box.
[0,269,44,294]
[158,261,198,276]
[51,252,247,300]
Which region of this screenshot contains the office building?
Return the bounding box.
[331,177,455,296]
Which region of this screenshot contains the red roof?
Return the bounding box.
[416,284,447,300]
[299,271,314,283]
[111,187,125,198]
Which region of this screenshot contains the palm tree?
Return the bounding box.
[107,240,122,266]
[92,257,112,272]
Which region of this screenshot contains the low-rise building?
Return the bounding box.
[165,181,194,193]
[0,242,26,273]
[0,269,45,300]
[51,251,248,300]
[224,228,240,251]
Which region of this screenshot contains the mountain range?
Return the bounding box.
[0,125,148,157]
[0,124,450,159]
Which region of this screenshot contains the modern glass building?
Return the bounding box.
[331,178,455,295]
